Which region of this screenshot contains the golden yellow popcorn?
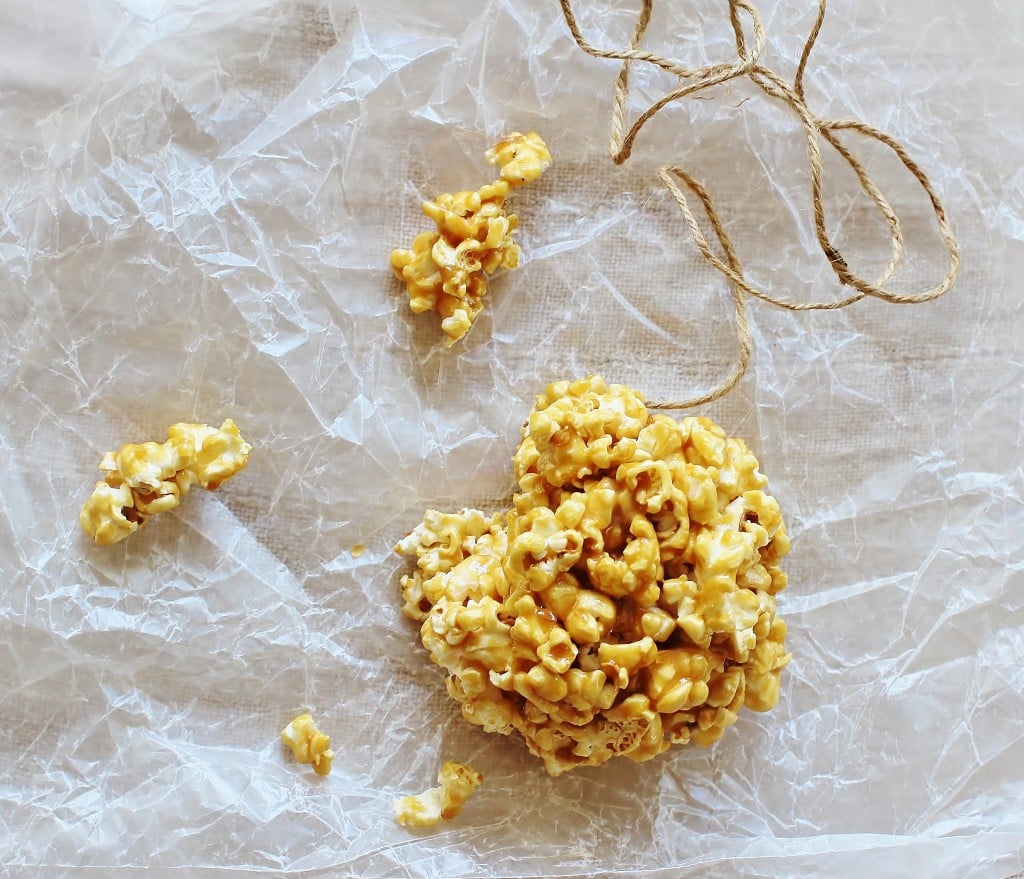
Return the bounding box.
[80,419,250,545]
[397,377,791,776]
[280,713,334,777]
[486,131,552,185]
[390,131,551,347]
[393,761,483,827]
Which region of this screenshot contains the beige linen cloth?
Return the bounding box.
[1,1,1022,877]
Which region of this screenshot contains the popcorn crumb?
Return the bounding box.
[80,419,250,545]
[393,761,483,827]
[397,377,791,775]
[350,544,366,558]
[281,713,334,777]
[390,131,551,347]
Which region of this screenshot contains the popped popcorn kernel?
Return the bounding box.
[391,132,550,347]
[486,131,552,186]
[168,420,250,490]
[393,761,483,827]
[80,419,250,545]
[80,482,140,545]
[398,377,790,776]
[281,713,334,777]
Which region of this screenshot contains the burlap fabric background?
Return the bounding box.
[1,1,1022,876]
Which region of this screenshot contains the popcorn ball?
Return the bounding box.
[397,377,791,776]
[280,713,334,777]
[390,131,551,346]
[393,761,483,827]
[80,419,251,545]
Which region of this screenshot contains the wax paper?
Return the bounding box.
[2,0,1023,876]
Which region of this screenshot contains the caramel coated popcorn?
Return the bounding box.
[280,713,334,777]
[390,132,551,346]
[80,419,250,544]
[393,761,483,827]
[398,377,791,776]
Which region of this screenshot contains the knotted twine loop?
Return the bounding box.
[559,0,961,409]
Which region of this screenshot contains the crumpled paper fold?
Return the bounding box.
[1,0,1023,876]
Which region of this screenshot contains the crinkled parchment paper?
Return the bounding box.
[2,0,1023,876]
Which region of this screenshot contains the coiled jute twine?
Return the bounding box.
[558,0,961,409]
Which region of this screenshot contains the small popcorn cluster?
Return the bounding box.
[390,131,551,345]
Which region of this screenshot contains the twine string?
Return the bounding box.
[558,0,960,409]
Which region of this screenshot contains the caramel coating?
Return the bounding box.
[393,761,483,827]
[398,377,790,776]
[390,132,551,346]
[280,713,334,777]
[80,419,250,544]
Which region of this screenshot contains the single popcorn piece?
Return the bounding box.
[393,761,483,828]
[79,482,139,545]
[80,419,250,545]
[280,713,334,777]
[485,131,552,185]
[397,376,791,776]
[390,131,551,347]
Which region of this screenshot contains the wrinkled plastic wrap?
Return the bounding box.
[2,0,1023,876]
